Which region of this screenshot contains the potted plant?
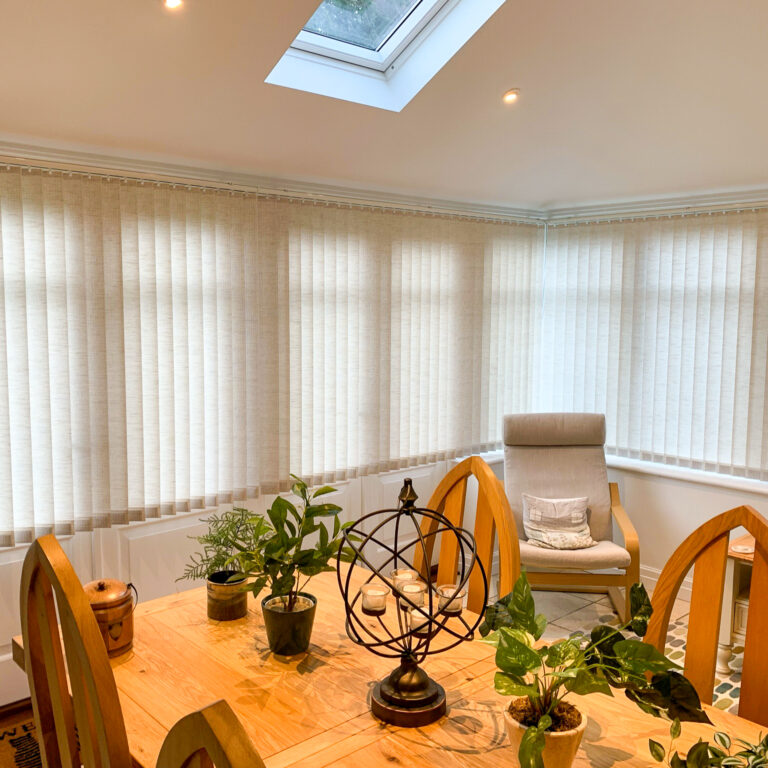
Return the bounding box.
[180,507,272,621]
[480,572,710,768]
[232,475,357,656]
[651,722,768,768]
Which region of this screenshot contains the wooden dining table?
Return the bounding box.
[12,567,765,768]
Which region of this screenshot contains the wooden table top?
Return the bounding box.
[13,568,765,768]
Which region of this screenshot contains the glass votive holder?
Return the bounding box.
[390,568,419,592]
[360,583,389,616]
[398,580,427,609]
[410,607,437,638]
[437,583,466,615]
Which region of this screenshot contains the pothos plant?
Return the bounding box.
[232,475,358,612]
[480,571,710,768]
[651,721,768,768]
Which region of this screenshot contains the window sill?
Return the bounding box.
[606,455,768,498]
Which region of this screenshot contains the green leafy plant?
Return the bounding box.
[481,571,710,768]
[180,506,272,582]
[651,721,768,768]
[233,475,358,612]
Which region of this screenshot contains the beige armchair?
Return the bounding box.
[503,413,639,622]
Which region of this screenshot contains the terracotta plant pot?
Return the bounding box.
[261,592,317,655]
[206,571,247,621]
[504,706,586,768]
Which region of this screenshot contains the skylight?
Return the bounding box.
[304,0,424,52]
[266,0,507,112]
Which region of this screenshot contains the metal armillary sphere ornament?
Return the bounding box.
[336,478,488,727]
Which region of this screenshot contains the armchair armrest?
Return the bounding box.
[609,482,640,578]
[157,700,265,768]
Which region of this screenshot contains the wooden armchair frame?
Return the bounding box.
[645,505,768,725]
[20,534,265,768]
[412,456,520,614]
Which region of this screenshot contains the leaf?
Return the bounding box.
[670,718,682,739]
[614,639,678,674]
[495,627,543,677]
[545,637,581,668]
[306,503,343,517]
[564,668,613,696]
[687,742,710,768]
[650,740,667,762]
[493,671,539,697]
[267,497,291,531]
[670,752,686,768]
[312,485,337,498]
[586,625,625,671]
[519,725,546,768]
[714,733,732,751]
[650,671,711,724]
[629,582,654,636]
[480,571,545,639]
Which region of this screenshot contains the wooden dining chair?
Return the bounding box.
[412,455,520,614]
[20,534,265,768]
[645,505,768,726]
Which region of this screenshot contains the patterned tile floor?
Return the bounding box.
[533,589,742,714]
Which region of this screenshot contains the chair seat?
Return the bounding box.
[519,539,632,569]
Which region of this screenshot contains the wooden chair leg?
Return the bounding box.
[607,586,628,623]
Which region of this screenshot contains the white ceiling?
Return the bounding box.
[1,0,767,211]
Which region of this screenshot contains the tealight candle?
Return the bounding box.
[437,583,466,615]
[390,568,419,592]
[398,580,426,608]
[360,583,389,616]
[410,608,436,638]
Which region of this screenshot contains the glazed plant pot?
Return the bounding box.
[262,592,317,655]
[504,706,586,768]
[206,571,247,621]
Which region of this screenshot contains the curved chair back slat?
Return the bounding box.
[20,534,133,768]
[157,700,266,768]
[413,456,520,614]
[646,505,768,725]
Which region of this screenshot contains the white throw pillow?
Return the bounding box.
[522,494,597,550]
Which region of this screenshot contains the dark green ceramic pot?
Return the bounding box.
[261,592,317,655]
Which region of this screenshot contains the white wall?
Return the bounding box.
[1,455,766,706]
[607,462,768,595]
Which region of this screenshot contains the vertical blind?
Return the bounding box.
[538,212,768,479]
[3,160,767,546]
[0,166,543,545]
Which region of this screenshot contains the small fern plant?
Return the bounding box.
[180,506,272,582]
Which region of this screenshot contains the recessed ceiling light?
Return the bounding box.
[502,89,520,105]
[165,0,183,9]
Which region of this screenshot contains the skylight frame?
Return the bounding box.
[292,0,451,73]
[266,0,507,112]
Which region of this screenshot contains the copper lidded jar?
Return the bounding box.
[83,578,138,658]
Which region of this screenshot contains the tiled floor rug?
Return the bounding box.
[664,617,742,715]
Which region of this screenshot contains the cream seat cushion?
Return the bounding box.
[519,539,631,569]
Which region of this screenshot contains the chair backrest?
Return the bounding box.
[645,505,768,726]
[412,456,520,614]
[20,534,133,768]
[21,535,268,768]
[502,413,612,541]
[157,700,266,768]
